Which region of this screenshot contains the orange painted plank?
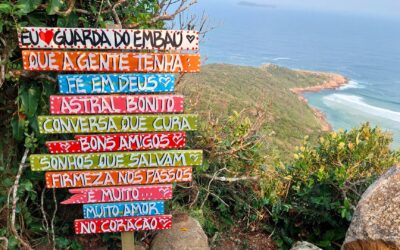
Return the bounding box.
[22,50,200,73]
[45,167,193,188]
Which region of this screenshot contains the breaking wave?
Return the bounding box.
[339,80,365,90]
[323,94,400,123]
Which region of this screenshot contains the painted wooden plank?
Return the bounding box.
[74,215,172,234]
[46,167,193,188]
[31,149,202,171]
[58,73,174,94]
[37,114,198,134]
[50,95,184,114]
[19,27,199,51]
[61,185,173,204]
[46,132,186,153]
[83,201,165,219]
[22,50,200,73]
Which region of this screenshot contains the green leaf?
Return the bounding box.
[55,237,71,248]
[22,180,33,191]
[15,0,42,15]
[28,115,40,135]
[2,177,13,188]
[8,236,18,249]
[20,85,40,118]
[11,116,25,141]
[316,240,331,248]
[57,12,78,27]
[0,3,12,14]
[46,0,63,15]
[27,14,46,26]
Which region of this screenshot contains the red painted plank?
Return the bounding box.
[46,167,193,188]
[50,95,184,115]
[46,132,186,153]
[61,185,173,204]
[74,215,172,234]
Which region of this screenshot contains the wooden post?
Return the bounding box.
[105,23,136,250]
[121,232,135,250]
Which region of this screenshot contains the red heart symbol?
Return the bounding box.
[159,218,171,228]
[159,187,171,197]
[39,30,54,45]
[172,134,184,145]
[60,142,71,151]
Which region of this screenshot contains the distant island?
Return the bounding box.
[238,1,276,8]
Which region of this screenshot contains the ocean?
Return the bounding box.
[190,1,400,147]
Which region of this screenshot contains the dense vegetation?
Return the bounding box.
[270,125,398,249]
[0,1,398,249]
[178,64,330,161]
[179,65,399,249]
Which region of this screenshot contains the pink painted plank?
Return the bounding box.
[50,95,184,115]
[45,132,186,153]
[74,215,172,234]
[61,185,173,204]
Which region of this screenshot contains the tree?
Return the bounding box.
[0,1,208,248]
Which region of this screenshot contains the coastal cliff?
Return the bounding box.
[179,63,347,160]
[289,70,349,131]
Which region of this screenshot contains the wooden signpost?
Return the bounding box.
[75,215,173,234]
[19,27,199,51]
[30,149,202,171]
[22,50,200,72]
[83,201,165,219]
[46,132,186,153]
[37,114,198,134]
[58,73,175,94]
[21,24,202,248]
[50,95,184,114]
[61,185,173,204]
[45,167,193,188]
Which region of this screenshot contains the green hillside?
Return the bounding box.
[178,64,332,160]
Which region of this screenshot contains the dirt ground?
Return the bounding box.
[210,228,277,250]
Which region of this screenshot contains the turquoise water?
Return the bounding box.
[192,2,400,147]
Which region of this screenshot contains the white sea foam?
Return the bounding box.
[323,94,400,123]
[339,80,365,90]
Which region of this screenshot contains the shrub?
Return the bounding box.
[173,110,270,237]
[270,123,400,249]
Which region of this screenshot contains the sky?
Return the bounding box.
[200,0,400,18]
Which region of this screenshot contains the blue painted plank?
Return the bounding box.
[83,201,165,219]
[58,73,174,94]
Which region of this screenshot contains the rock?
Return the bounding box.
[150,214,209,250]
[291,241,322,250]
[343,166,400,250]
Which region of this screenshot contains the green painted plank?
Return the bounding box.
[29,149,203,171]
[37,114,197,134]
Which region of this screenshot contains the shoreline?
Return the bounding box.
[290,70,349,131]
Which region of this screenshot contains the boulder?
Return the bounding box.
[343,166,400,250]
[150,214,209,250]
[290,241,322,250]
